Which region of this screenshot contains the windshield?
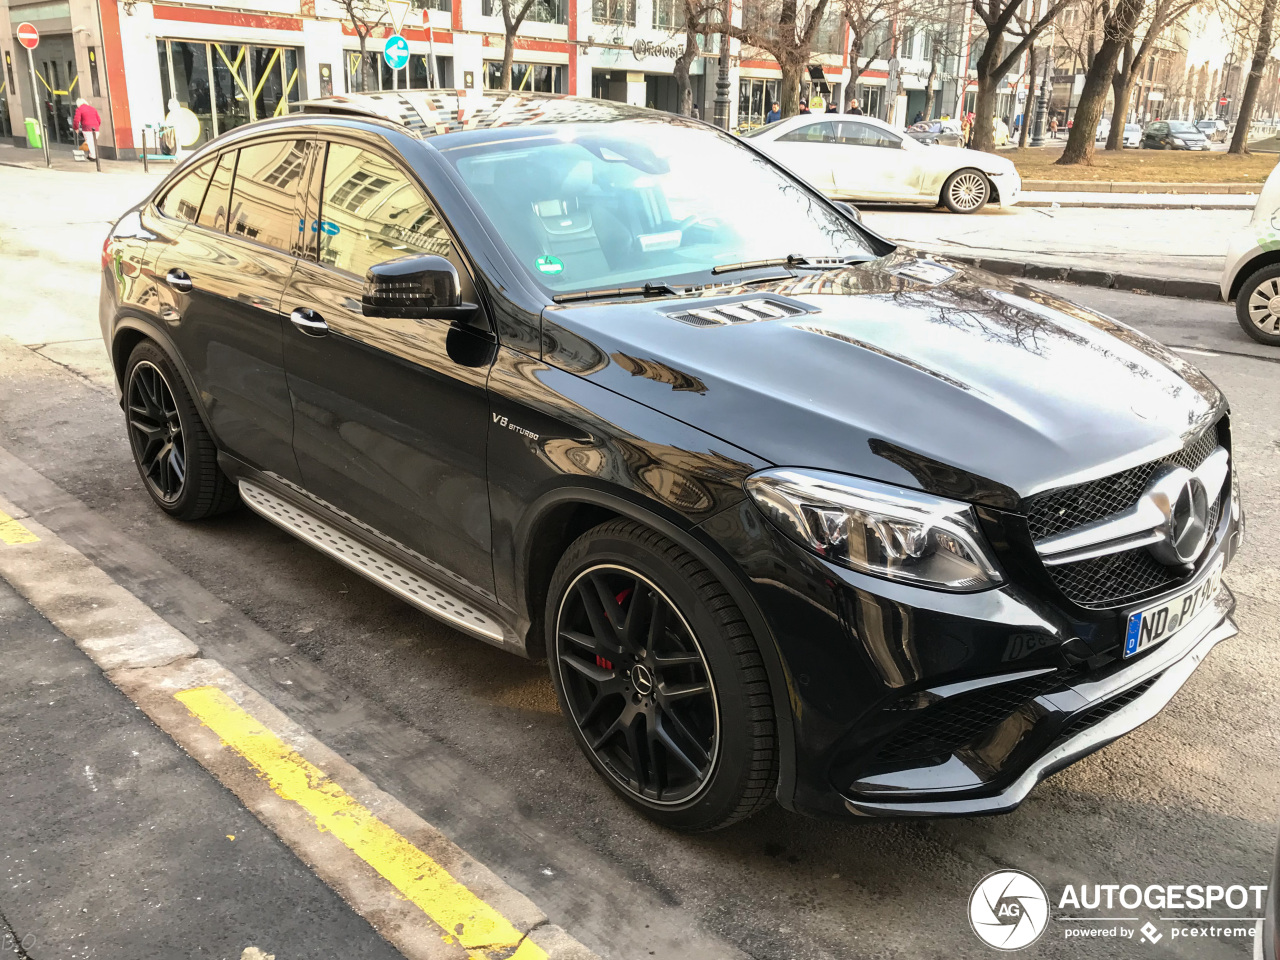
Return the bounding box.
[1169,121,1197,133]
[1126,124,1141,132]
[441,121,877,292]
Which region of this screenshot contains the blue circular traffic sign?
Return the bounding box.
[383,34,409,70]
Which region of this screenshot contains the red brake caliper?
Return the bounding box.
[595,587,632,671]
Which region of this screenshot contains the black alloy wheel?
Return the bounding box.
[123,341,239,520]
[556,564,719,805]
[547,519,777,831]
[128,360,186,503]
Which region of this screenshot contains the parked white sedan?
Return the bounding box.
[743,114,1021,214]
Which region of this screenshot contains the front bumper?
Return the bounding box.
[697,477,1242,820]
[992,171,1021,207]
[845,585,1236,816]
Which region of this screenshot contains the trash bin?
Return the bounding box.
[24,118,42,149]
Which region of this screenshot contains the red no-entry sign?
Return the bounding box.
[16,22,39,50]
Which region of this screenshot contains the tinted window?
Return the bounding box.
[228,139,309,253]
[837,121,901,148]
[778,121,838,143]
[318,142,453,278]
[197,151,236,232]
[158,158,217,223]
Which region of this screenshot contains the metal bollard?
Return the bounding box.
[141,127,148,174]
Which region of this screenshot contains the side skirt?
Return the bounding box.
[235,476,527,656]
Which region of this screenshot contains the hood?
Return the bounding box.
[541,252,1224,508]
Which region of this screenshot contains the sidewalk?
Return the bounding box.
[1018,190,1256,210]
[0,141,174,176]
[0,578,405,960]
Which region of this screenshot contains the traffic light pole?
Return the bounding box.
[25,46,50,168]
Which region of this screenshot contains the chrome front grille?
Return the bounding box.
[1027,422,1227,610]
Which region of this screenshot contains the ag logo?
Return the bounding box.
[969,870,1050,950]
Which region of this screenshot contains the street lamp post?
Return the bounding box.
[713,0,732,130]
[1030,29,1054,147]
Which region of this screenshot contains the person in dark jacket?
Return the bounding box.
[72,98,101,163]
[825,100,838,113]
[912,110,924,124]
[764,102,781,124]
[798,101,811,114]
[847,98,863,115]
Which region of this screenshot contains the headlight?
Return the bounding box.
[744,468,1003,592]
[1172,137,1186,144]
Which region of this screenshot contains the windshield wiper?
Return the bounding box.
[711,254,872,275]
[552,281,682,304]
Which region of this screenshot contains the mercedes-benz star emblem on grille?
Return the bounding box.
[1146,466,1211,566]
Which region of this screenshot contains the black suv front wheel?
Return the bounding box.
[546,519,777,831]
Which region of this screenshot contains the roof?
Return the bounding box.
[296,90,669,139]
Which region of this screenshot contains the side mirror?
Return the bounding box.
[835,200,863,223]
[363,254,467,320]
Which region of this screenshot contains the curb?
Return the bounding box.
[0,495,598,960]
[952,255,1223,301]
[1019,196,1254,210]
[1023,180,1260,195]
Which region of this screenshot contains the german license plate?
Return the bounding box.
[1123,555,1224,658]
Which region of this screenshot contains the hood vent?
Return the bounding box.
[667,298,806,327]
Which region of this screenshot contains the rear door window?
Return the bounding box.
[197,151,237,232]
[227,139,310,254]
[316,141,454,278]
[157,157,217,223]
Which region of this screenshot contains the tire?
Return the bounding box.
[1234,263,1280,345]
[545,518,777,831]
[941,168,991,214]
[123,341,239,519]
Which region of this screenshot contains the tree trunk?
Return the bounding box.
[779,59,804,117]
[1106,73,1135,150]
[1229,0,1278,153]
[1057,0,1143,165]
[970,37,1001,153]
[1020,46,1038,148]
[673,22,698,116]
[923,49,939,122]
[502,29,516,88]
[357,33,369,92]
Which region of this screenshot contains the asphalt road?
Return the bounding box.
[0,164,1277,960]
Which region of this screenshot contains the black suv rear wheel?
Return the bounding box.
[124,341,239,519]
[546,519,776,831]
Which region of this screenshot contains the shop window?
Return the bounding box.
[592,0,635,26]
[737,77,780,131]
[483,62,566,93]
[157,40,302,145]
[482,0,566,22]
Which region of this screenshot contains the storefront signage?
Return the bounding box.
[632,38,683,62]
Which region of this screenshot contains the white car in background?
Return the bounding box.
[1220,160,1280,344]
[1123,123,1143,147]
[744,113,1021,214]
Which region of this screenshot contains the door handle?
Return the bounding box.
[166,268,193,293]
[290,307,329,337]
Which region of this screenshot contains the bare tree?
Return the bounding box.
[705,0,832,116]
[341,0,389,92]
[1103,0,1198,149]
[969,0,1074,153]
[1229,0,1278,152]
[669,0,721,114]
[841,0,900,92]
[497,0,540,89]
[1057,0,1147,164]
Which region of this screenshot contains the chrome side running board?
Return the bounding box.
[239,480,505,644]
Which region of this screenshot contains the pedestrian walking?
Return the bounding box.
[825,100,838,113]
[1049,116,1059,139]
[73,98,101,163]
[847,98,863,115]
[912,110,924,124]
[764,101,781,124]
[798,101,811,115]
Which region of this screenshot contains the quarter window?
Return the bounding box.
[227,139,309,253]
[317,143,453,278]
[158,157,217,223]
[778,121,838,143]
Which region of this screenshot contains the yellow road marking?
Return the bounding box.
[0,510,38,545]
[175,685,547,960]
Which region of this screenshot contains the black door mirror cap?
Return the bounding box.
[362,253,463,319]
